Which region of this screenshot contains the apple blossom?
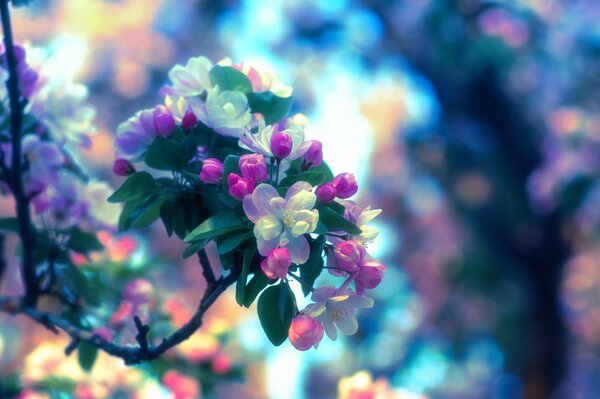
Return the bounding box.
[228,173,255,200]
[243,182,319,263]
[303,140,323,168]
[239,119,312,160]
[331,240,366,274]
[270,131,293,159]
[355,259,387,295]
[113,158,135,176]
[239,153,268,183]
[304,285,374,340]
[342,200,382,244]
[162,56,213,98]
[152,105,175,136]
[191,85,251,137]
[181,109,197,130]
[114,108,157,160]
[315,182,337,203]
[333,173,359,199]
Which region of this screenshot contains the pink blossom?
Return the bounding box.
[289,314,324,351]
[114,109,157,160]
[355,260,387,295]
[181,109,198,130]
[239,120,311,160]
[162,370,201,399]
[270,131,293,159]
[123,278,154,306]
[199,158,224,184]
[228,173,255,200]
[315,183,336,203]
[261,247,292,280]
[303,140,323,168]
[112,158,135,176]
[331,240,366,274]
[239,153,268,183]
[333,173,358,199]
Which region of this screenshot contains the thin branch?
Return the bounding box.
[197,248,217,287]
[1,267,241,365]
[0,0,38,306]
[0,233,5,287]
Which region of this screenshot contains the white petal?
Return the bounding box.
[335,314,359,336]
[243,183,280,223]
[256,235,279,257]
[285,181,313,202]
[286,186,316,212]
[286,235,310,264]
[255,215,282,240]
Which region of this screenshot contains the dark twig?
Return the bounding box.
[133,315,150,354]
[198,248,217,287]
[0,0,37,306]
[0,233,5,286]
[64,337,80,356]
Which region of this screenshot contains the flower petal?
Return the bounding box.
[254,215,282,241]
[243,183,280,223]
[335,314,359,336]
[286,235,310,264]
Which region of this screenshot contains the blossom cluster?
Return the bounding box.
[110,55,387,350]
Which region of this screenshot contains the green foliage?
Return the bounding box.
[316,203,362,235]
[108,172,156,203]
[209,66,253,93]
[257,283,296,346]
[220,155,242,207]
[236,248,256,306]
[247,92,293,124]
[243,272,271,308]
[77,342,98,372]
[299,235,326,296]
[67,228,103,256]
[0,217,19,232]
[280,171,326,187]
[144,137,187,171]
[184,212,246,242]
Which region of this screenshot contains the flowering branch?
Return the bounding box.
[0,0,37,306]
[0,262,241,365]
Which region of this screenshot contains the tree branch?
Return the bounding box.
[0,0,37,306]
[198,248,217,287]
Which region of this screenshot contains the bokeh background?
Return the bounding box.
[2,0,600,398]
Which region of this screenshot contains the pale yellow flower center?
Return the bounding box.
[283,210,296,228]
[330,308,348,321]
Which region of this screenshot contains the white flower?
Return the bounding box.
[191,86,252,137]
[239,119,311,159]
[163,56,213,98]
[243,181,319,264]
[342,200,382,244]
[304,285,374,340]
[29,79,96,147]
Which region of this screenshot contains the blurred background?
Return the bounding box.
[2,0,600,398]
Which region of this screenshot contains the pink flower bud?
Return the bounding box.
[163,370,201,399]
[13,44,26,63]
[228,173,255,200]
[270,131,293,159]
[239,153,268,183]
[123,278,154,306]
[112,158,135,176]
[303,140,323,168]
[332,173,358,199]
[355,260,387,295]
[315,183,336,203]
[289,315,324,351]
[333,240,365,273]
[261,247,292,280]
[199,158,224,184]
[18,66,38,98]
[153,105,175,136]
[181,109,197,130]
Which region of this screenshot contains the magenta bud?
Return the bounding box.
[333,240,365,273]
[261,247,292,280]
[18,66,38,98]
[199,158,224,184]
[228,173,255,200]
[332,173,358,199]
[113,158,136,176]
[355,260,387,295]
[181,109,197,130]
[270,131,293,159]
[303,140,323,168]
[153,105,175,136]
[239,153,268,183]
[315,183,336,203]
[289,315,324,351]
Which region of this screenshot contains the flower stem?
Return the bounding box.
[288,271,314,292]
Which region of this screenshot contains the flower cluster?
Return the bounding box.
[110,54,387,351]
[0,44,118,254]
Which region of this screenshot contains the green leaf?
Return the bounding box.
[236,248,255,306]
[60,265,100,306]
[144,137,187,171]
[0,217,19,232]
[243,273,271,308]
[67,228,103,255]
[78,342,98,372]
[217,231,252,254]
[299,235,326,296]
[309,161,335,182]
[257,283,296,346]
[327,200,346,215]
[108,172,156,203]
[182,238,209,259]
[184,212,245,242]
[209,66,253,93]
[317,204,362,235]
[280,172,326,188]
[247,92,293,124]
[130,196,167,229]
